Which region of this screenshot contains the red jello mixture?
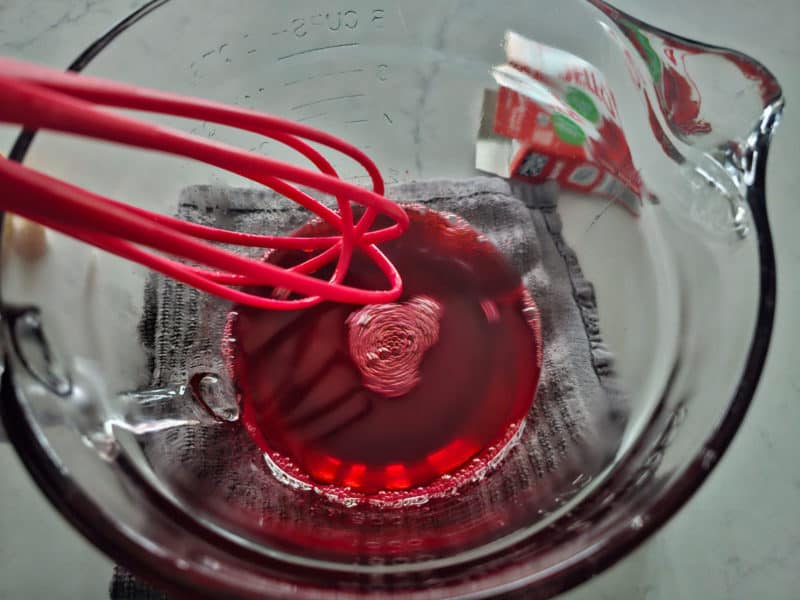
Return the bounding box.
[225,206,542,494]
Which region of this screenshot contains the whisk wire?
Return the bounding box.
[0,58,408,309]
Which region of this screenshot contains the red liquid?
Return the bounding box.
[226,206,542,494]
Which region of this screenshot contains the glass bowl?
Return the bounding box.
[0,0,783,598]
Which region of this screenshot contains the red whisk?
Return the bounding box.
[0,57,409,310]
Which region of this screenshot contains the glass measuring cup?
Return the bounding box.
[0,0,782,597]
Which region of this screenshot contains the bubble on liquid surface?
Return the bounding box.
[346,296,443,398]
[261,419,528,509]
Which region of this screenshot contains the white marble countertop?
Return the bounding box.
[0,1,798,598]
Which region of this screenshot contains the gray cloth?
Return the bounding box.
[109,567,169,600]
[111,177,626,599]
